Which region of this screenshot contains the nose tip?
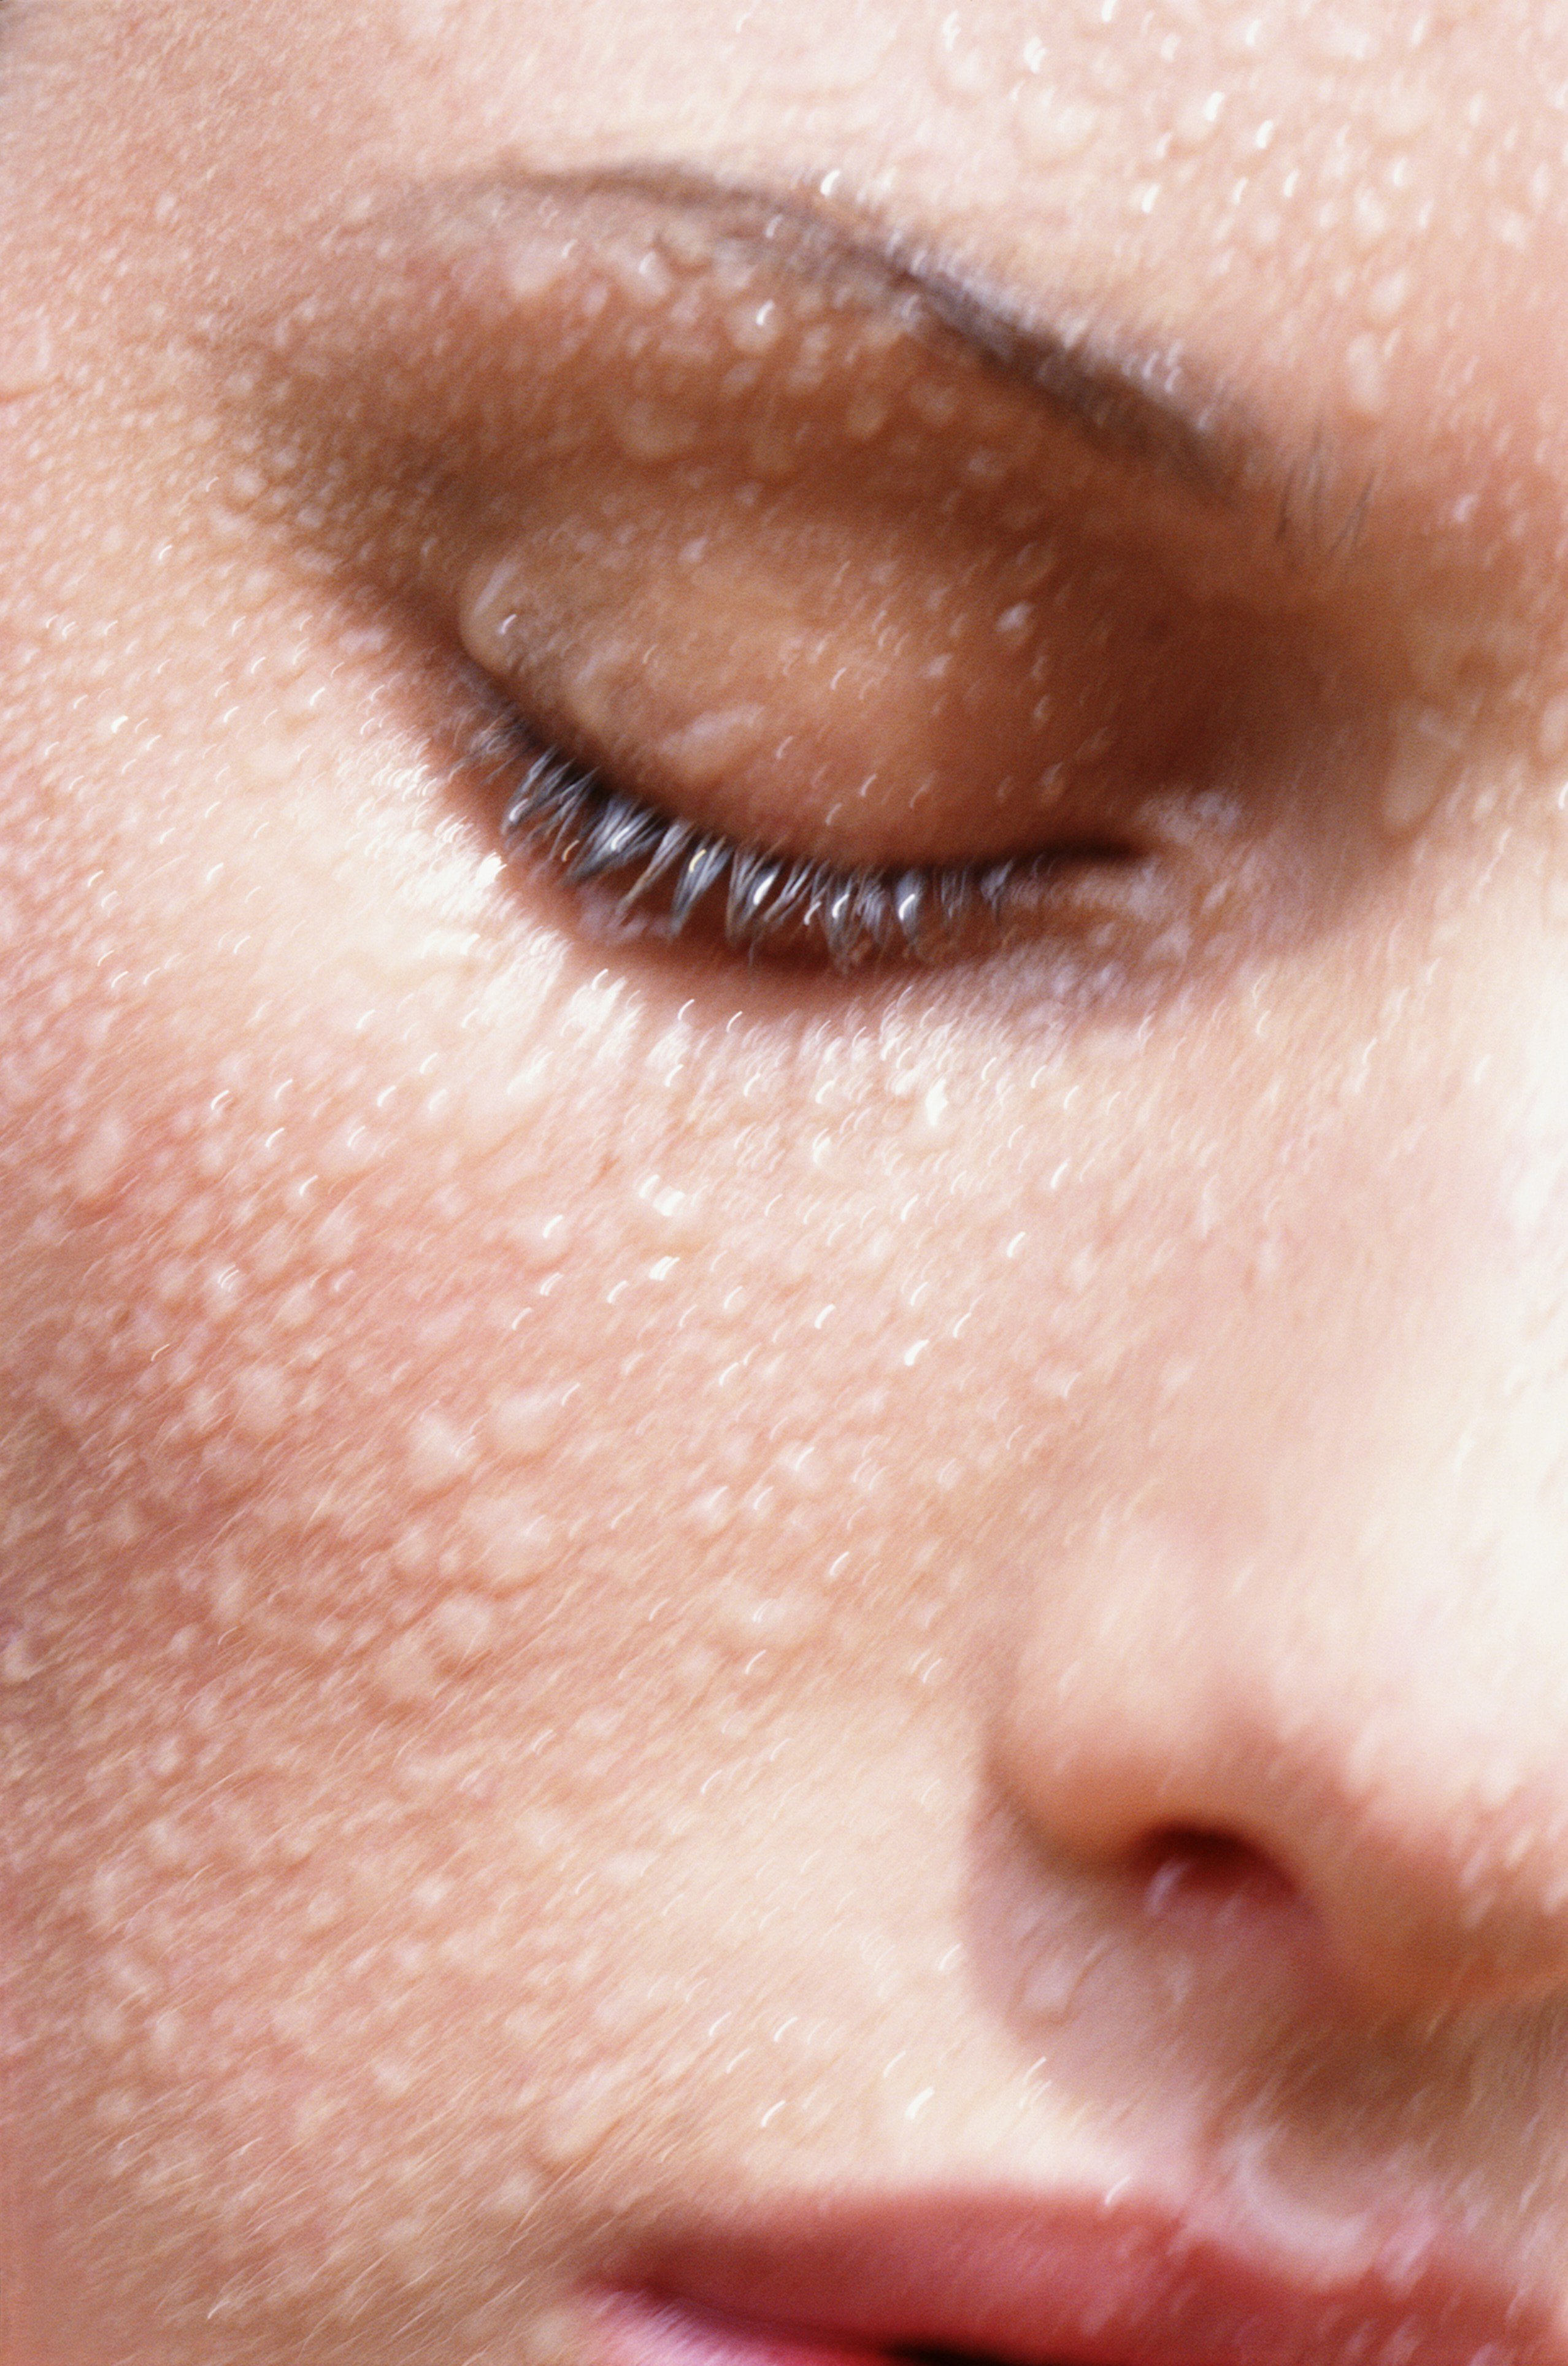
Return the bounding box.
[999,1523,1568,2018]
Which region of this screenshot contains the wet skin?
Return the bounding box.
[10,0,1568,2360]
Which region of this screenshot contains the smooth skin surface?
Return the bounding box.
[9,0,1568,2358]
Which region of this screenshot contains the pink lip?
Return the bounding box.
[590,2189,1558,2366]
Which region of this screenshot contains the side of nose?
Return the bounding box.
[997,1507,1568,2016]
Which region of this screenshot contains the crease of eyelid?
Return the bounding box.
[374,163,1334,542]
[493,740,1094,969]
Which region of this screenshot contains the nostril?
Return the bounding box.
[1136,1826,1301,1921]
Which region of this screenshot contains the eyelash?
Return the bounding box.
[499,739,1042,970]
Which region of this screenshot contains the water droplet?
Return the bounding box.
[461,1492,560,1590]
[426,1592,499,1665]
[712,1585,824,1651]
[1221,2127,1385,2280]
[728,299,783,355]
[518,2306,580,2366]
[1342,332,1389,420]
[632,1172,710,1247]
[1018,91,1103,161]
[686,1484,735,1538]
[844,391,888,441]
[231,1362,293,1440]
[318,1121,383,1179]
[371,1630,440,1706]
[611,399,700,462]
[0,311,54,399]
[72,1113,131,1205]
[1373,81,1436,140]
[405,1410,478,1497]
[775,1440,829,1496]
[1172,90,1226,147]
[1351,186,1392,247]
[1537,694,1568,764]
[532,2067,630,2168]
[1364,268,1410,324]
[2,1632,42,1684]
[1381,703,1461,834]
[507,1210,574,1269]
[484,1388,564,1461]
[652,704,769,790]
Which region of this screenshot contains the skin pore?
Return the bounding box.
[9,0,1568,2360]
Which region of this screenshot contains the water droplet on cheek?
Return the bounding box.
[632,1170,711,1249]
[404,1410,478,1497]
[0,310,54,398]
[484,1388,564,1461]
[611,399,701,462]
[71,1113,131,1205]
[461,1494,561,1592]
[230,1362,293,1440]
[426,1592,499,1665]
[531,2067,631,2170]
[1380,703,1462,835]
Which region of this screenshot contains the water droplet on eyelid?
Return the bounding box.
[1342,332,1389,420]
[610,400,701,463]
[728,299,782,353]
[844,392,888,441]
[1020,90,1103,161]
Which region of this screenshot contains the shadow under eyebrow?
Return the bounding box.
[432,161,1268,510]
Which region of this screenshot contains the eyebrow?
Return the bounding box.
[492,163,1266,510]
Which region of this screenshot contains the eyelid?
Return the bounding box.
[494,732,1089,971]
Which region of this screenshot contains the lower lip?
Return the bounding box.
[586,2191,1542,2366]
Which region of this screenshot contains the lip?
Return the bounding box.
[590,2187,1558,2366]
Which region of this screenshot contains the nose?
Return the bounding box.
[997,1486,1568,2017]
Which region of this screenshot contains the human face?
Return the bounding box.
[9,1,1568,2360]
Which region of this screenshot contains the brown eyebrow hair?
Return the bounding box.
[481,162,1266,509]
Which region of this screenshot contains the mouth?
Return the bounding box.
[588,2187,1558,2366]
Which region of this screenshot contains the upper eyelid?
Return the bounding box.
[421,164,1252,502]
[223,171,1376,634]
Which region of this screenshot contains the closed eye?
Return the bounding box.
[233,169,1405,993]
[495,731,1140,970]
